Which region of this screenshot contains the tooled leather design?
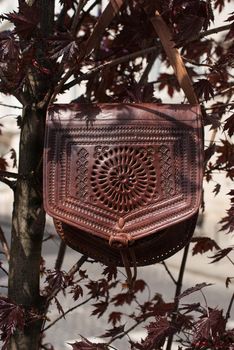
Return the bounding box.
[44,104,202,242]
[90,146,157,213]
[158,145,175,197]
[76,148,89,200]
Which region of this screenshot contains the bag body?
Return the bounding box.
[43,103,203,266]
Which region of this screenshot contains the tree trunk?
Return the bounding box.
[8,106,46,350]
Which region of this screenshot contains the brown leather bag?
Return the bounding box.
[43,9,203,283]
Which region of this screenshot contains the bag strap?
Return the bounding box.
[149,11,198,105]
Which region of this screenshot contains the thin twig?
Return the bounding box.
[198,24,231,40]
[108,320,145,345]
[54,240,67,271]
[0,265,8,275]
[0,225,10,261]
[138,52,158,85]
[166,244,190,350]
[63,46,159,91]
[182,56,214,68]
[161,261,177,285]
[41,255,87,332]
[0,103,22,109]
[70,0,86,34]
[226,293,234,322]
[42,295,93,332]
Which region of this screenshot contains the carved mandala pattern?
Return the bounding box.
[91,146,157,213]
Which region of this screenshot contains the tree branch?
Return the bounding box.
[42,295,93,332]
[63,46,159,91]
[198,24,231,40]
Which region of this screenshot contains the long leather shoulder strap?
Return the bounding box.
[149,11,198,105]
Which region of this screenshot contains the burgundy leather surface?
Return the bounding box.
[53,212,198,266]
[43,103,203,248]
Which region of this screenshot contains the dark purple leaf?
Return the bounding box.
[0,297,25,350]
[193,309,225,341]
[223,113,234,137]
[209,247,233,263]
[4,5,39,39]
[178,283,213,300]
[111,292,135,306]
[101,324,125,338]
[102,265,117,282]
[141,316,175,350]
[108,311,122,326]
[0,157,8,171]
[191,237,219,255]
[9,148,17,168]
[70,284,83,301]
[193,79,214,101]
[213,183,221,196]
[91,301,108,318]
[68,336,107,349]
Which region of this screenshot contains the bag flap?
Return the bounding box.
[43,103,203,241]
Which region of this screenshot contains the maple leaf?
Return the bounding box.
[44,269,70,296]
[91,301,108,318]
[4,4,40,39]
[101,324,125,338]
[174,14,205,46]
[209,247,233,263]
[111,291,135,306]
[68,336,108,350]
[141,316,175,350]
[0,297,25,350]
[223,113,234,138]
[178,283,213,300]
[54,297,65,317]
[9,148,17,168]
[133,279,146,293]
[191,237,219,255]
[220,205,234,233]
[59,0,74,8]
[0,31,19,60]
[204,143,216,163]
[213,183,221,197]
[225,277,233,288]
[0,157,8,171]
[49,32,79,62]
[214,0,226,13]
[70,284,83,301]
[193,79,214,101]
[102,265,117,282]
[216,139,234,168]
[193,309,225,341]
[108,311,122,326]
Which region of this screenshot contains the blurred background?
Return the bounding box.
[0,1,233,349]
